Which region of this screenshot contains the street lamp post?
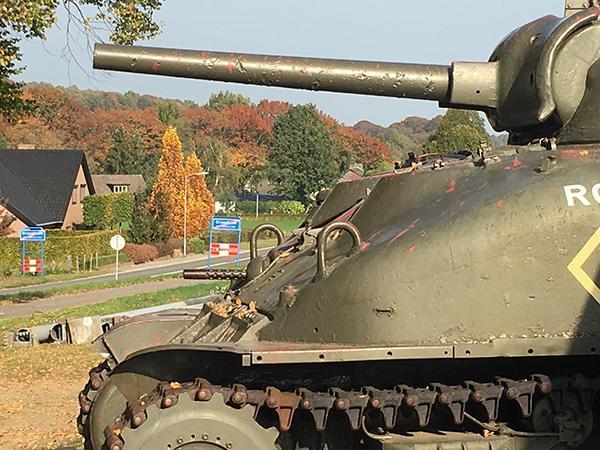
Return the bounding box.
[184,171,208,257]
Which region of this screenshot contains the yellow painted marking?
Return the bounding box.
[567,226,600,304]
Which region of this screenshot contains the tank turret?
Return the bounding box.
[94,8,600,145]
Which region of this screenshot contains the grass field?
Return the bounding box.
[242,215,303,234]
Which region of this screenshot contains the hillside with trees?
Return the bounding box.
[0,83,496,203]
[353,115,443,160]
[0,84,398,202]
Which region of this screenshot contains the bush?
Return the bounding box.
[154,238,183,257]
[188,237,206,254]
[123,243,159,264]
[279,200,305,215]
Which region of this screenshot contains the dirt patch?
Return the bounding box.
[0,344,101,449]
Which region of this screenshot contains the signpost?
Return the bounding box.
[20,227,46,277]
[110,234,126,280]
[207,216,242,268]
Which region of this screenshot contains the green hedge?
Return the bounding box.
[234,200,306,215]
[0,230,115,274]
[83,193,134,229]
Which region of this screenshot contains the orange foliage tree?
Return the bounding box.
[150,127,186,238]
[184,153,215,237]
[150,127,214,239]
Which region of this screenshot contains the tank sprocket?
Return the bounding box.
[107,391,279,450]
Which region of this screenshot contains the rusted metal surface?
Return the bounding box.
[94,45,451,102]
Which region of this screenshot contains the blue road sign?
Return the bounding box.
[208,216,242,268]
[211,217,242,232]
[20,227,46,242]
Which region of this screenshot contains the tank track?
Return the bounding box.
[77,358,115,445]
[102,372,600,449]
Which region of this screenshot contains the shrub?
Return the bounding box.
[188,237,206,254]
[154,238,183,257]
[123,243,159,264]
[279,200,305,215]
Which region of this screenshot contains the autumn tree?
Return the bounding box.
[330,124,392,171]
[267,104,338,203]
[1,1,163,121]
[426,110,490,153]
[184,153,215,238]
[184,102,272,191]
[150,127,186,238]
[0,115,63,148]
[150,127,214,239]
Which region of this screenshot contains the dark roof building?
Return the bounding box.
[92,174,147,195]
[0,149,94,232]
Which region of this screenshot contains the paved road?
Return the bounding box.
[0,249,266,297]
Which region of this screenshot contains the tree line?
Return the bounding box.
[0,84,496,204]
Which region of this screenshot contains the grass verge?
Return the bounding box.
[0,281,224,334]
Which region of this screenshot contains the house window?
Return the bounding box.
[112,185,129,193]
[79,184,86,202]
[72,186,78,204]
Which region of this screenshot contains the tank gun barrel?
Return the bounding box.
[94,6,600,146]
[94,45,496,107]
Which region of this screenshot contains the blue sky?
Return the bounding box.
[17,0,565,126]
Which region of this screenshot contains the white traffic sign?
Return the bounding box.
[110,234,126,251]
[110,234,126,280]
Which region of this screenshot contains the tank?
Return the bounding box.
[80,4,600,450]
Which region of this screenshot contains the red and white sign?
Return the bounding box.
[210,243,239,257]
[22,259,43,273]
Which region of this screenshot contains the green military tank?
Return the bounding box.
[79,2,600,449]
